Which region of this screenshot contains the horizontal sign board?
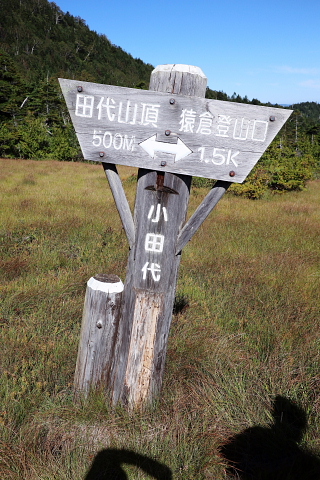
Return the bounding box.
[59,78,292,183]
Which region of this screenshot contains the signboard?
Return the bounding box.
[59,78,292,183]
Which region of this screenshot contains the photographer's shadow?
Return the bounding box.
[84,448,172,480]
[220,395,320,479]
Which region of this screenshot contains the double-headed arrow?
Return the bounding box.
[139,135,192,162]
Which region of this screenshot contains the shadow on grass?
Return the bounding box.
[84,448,172,480]
[220,395,320,480]
[173,294,189,315]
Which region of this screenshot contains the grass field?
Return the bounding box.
[1,158,320,479]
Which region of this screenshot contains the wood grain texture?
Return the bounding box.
[74,275,123,395]
[59,77,292,183]
[102,162,135,249]
[149,64,207,97]
[124,291,163,405]
[110,65,205,407]
[110,169,191,406]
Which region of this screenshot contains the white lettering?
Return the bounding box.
[212,148,226,165]
[197,147,240,166]
[117,101,126,124]
[113,133,123,150]
[141,262,161,281]
[96,97,116,121]
[196,112,213,135]
[252,120,268,142]
[92,130,102,147]
[198,147,207,162]
[93,131,135,151]
[226,150,239,167]
[145,233,165,253]
[215,115,233,137]
[179,108,197,133]
[140,103,161,127]
[103,131,112,149]
[123,135,135,151]
[75,94,94,118]
[129,103,138,125]
[233,118,251,140]
[148,204,168,223]
[118,101,138,124]
[88,97,161,126]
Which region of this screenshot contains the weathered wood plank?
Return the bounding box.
[110,169,192,406]
[74,274,123,395]
[124,291,163,405]
[59,77,292,183]
[102,162,135,249]
[176,180,231,254]
[110,65,205,407]
[149,64,208,97]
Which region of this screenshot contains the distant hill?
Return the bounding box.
[0,0,153,88]
[291,101,320,124]
[0,0,319,170]
[206,90,320,124]
[1,0,318,114]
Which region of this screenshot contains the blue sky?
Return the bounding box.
[56,0,320,105]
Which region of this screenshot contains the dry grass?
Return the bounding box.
[0,159,319,479]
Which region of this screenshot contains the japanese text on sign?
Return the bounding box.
[141,203,168,283]
[59,78,292,182]
[75,94,269,143]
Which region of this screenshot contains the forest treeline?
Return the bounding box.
[1,0,320,196]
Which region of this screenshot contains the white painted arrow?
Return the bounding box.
[139,135,192,162]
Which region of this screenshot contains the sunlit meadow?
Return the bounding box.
[1,159,319,479]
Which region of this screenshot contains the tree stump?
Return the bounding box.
[74,274,123,395]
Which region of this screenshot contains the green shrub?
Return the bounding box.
[17,115,51,159]
[268,152,316,192]
[192,176,215,188]
[230,143,317,198]
[0,123,20,157]
[230,168,270,199]
[50,125,81,161]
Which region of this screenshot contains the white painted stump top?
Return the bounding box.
[87,275,124,293]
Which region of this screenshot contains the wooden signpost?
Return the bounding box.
[60,65,292,408]
[59,69,291,183]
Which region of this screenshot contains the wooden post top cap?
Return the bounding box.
[151,64,207,79]
[87,275,124,293]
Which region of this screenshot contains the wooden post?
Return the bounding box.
[74,274,123,395]
[109,65,207,407]
[59,68,292,407]
[102,163,135,249]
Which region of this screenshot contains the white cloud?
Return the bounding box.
[299,79,320,89]
[275,65,320,75]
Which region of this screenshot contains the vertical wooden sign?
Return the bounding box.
[109,65,207,407]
